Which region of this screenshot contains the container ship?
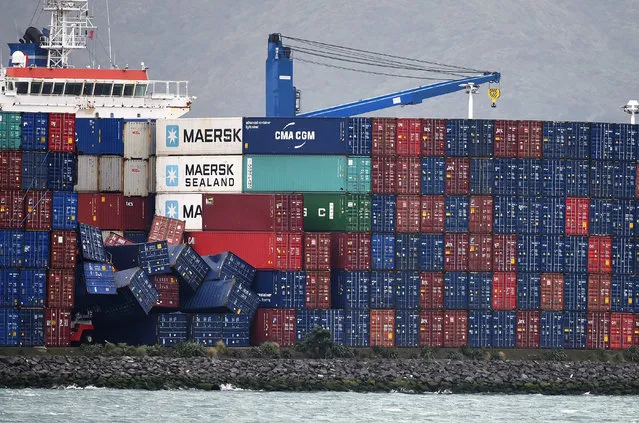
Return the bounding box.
[1,1,638,351]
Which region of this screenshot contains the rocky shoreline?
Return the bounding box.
[2,355,639,394]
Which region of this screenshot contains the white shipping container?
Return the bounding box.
[98,155,124,192]
[74,155,99,192]
[155,117,243,156]
[155,193,203,231]
[124,121,156,159]
[123,159,149,196]
[148,155,156,194]
[155,155,243,193]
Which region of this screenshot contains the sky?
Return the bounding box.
[2,0,639,122]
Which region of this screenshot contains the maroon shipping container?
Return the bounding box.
[516,310,540,349]
[494,120,518,157]
[444,233,469,272]
[396,157,421,195]
[148,215,185,245]
[420,196,445,233]
[0,190,25,229]
[396,195,421,233]
[517,120,543,158]
[372,118,397,156]
[252,308,296,346]
[493,234,517,272]
[77,193,124,230]
[493,272,517,310]
[469,196,493,233]
[305,271,331,309]
[588,236,612,273]
[396,118,422,156]
[330,232,371,271]
[304,232,331,271]
[468,234,492,272]
[565,197,589,235]
[610,312,634,350]
[419,272,444,310]
[421,119,446,156]
[587,311,611,349]
[202,194,304,232]
[104,231,134,247]
[371,156,397,194]
[419,310,444,347]
[47,269,74,309]
[370,309,395,347]
[445,157,470,195]
[45,308,71,347]
[152,275,179,308]
[0,151,22,189]
[122,196,153,231]
[24,191,52,230]
[443,310,468,348]
[50,230,77,269]
[48,113,76,152]
[540,273,564,311]
[588,274,611,311]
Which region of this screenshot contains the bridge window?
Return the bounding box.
[65,83,82,96]
[16,82,29,94]
[134,84,147,97]
[123,84,134,96]
[112,84,123,96]
[94,83,111,96]
[30,81,42,94]
[42,82,53,94]
[83,83,94,96]
[53,83,65,95]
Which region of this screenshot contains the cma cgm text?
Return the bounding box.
[184,128,241,143]
[275,130,316,140]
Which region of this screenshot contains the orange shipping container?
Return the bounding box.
[540,273,564,311]
[370,309,395,347]
[610,312,634,350]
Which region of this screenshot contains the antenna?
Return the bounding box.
[622,100,639,124]
[106,0,113,68]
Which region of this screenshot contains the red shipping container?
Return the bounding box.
[252,308,296,346]
[396,195,421,233]
[468,234,492,272]
[148,215,185,245]
[588,236,612,273]
[78,193,124,230]
[445,157,470,195]
[517,120,543,158]
[48,113,76,152]
[202,194,304,232]
[493,272,517,310]
[610,312,634,350]
[419,310,444,347]
[469,196,493,233]
[304,233,331,271]
[0,151,22,189]
[420,196,445,233]
[0,190,25,229]
[540,273,564,311]
[419,272,444,310]
[516,311,540,349]
[634,316,639,346]
[45,308,71,347]
[24,191,52,230]
[186,231,303,270]
[565,198,589,235]
[396,156,421,195]
[305,271,331,309]
[396,118,422,156]
[587,311,611,349]
[445,233,469,272]
[370,309,395,347]
[47,269,74,308]
[152,275,179,308]
[372,118,397,156]
[122,196,153,231]
[494,120,518,157]
[104,231,134,247]
[421,119,446,156]
[443,310,468,348]
[330,232,371,271]
[371,156,397,194]
[493,234,517,272]
[588,274,611,311]
[50,230,77,269]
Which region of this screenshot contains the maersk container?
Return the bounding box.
[371,234,395,270]
[612,238,634,275]
[444,272,468,309]
[371,195,396,233]
[80,262,117,295]
[0,269,19,307]
[0,307,19,346]
[0,230,23,267]
[296,309,344,344]
[614,124,637,161]
[148,155,156,194]
[23,231,49,268]
[611,200,636,237]
[395,234,420,271]
[303,194,371,232]
[517,159,542,196]
[469,158,494,195]
[540,198,565,235]
[590,122,615,160]
[540,311,565,349]
[74,155,99,192]
[445,119,469,156]
[347,117,372,155]
[252,271,306,309]
[191,314,251,347]
[182,279,258,317]
[47,152,75,191]
[468,310,492,348]
[0,112,21,150]
[331,270,370,309]
[589,161,614,198]
[541,159,565,197]
[444,196,469,232]
[611,275,635,312]
[155,193,202,231]
[517,235,542,272]
[21,113,48,150]
[564,273,588,312]
[540,235,565,273]
[395,310,419,347]
[78,223,107,263]
[21,151,48,190]
[123,159,149,197]
[369,271,395,309]
[542,121,566,158]
[468,120,494,157]
[565,121,591,159]
[75,118,124,155]
[124,121,155,159]
[395,271,420,310]
[468,273,492,310]
[156,155,242,193]
[563,311,587,349]
[421,119,446,156]
[156,117,243,155]
[493,158,518,195]
[0,151,22,190]
[419,234,444,271]
[613,162,636,199]
[517,197,542,234]
[169,244,210,293]
[344,309,369,347]
[18,309,44,347]
[565,160,589,197]
[51,192,78,231]
[420,157,445,195]
[492,310,516,348]
[97,156,123,192]
[202,251,256,287]
[517,273,540,310]
[420,196,445,233]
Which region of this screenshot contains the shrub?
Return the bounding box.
[624,345,639,363]
[420,347,435,361]
[172,341,206,358]
[296,327,354,359]
[447,351,463,360]
[371,345,398,359]
[542,349,568,362]
[259,342,281,358]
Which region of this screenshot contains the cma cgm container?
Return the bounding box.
[252,308,296,346]
[23,231,49,268]
[190,314,251,347]
[0,230,24,267]
[445,119,470,156]
[470,158,494,195]
[156,118,243,155]
[155,194,202,231]
[156,155,243,193]
[202,251,256,287]
[0,269,20,307]
[21,151,48,190]
[395,310,419,347]
[19,269,46,307]
[47,152,76,191]
[395,234,420,270]
[0,307,19,346]
[347,118,372,155]
[369,271,395,308]
[468,120,494,157]
[303,194,370,232]
[19,309,45,347]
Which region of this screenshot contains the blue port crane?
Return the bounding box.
[266,33,501,118]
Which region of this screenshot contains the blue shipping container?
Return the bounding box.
[371,195,396,233]
[564,236,588,273]
[182,278,259,317]
[493,158,518,196]
[421,157,446,194]
[493,196,518,233]
[564,311,587,349]
[589,161,614,199]
[347,117,372,155]
[612,238,635,275]
[47,152,76,191]
[369,271,395,309]
[445,119,470,156]
[468,272,492,310]
[19,308,44,347]
[23,231,49,268]
[468,310,492,348]
[614,123,637,161]
[0,308,19,346]
[540,198,565,235]
[190,314,251,347]
[541,159,565,197]
[613,162,636,199]
[75,118,124,155]
[469,158,494,195]
[78,223,107,263]
[138,241,171,275]
[19,269,46,307]
[203,251,256,287]
[21,151,48,190]
[0,230,24,268]
[51,192,78,231]
[492,311,516,348]
[115,313,189,346]
[344,309,369,347]
[331,271,370,309]
[169,244,210,292]
[612,200,636,237]
[123,231,148,244]
[419,235,444,271]
[517,235,542,272]
[518,159,542,196]
[21,112,48,150]
[540,235,565,273]
[540,311,565,349]
[564,160,589,197]
[517,273,541,310]
[395,310,419,347]
[517,197,542,235]
[371,234,395,270]
[252,271,306,309]
[542,121,566,158]
[565,122,590,159]
[296,309,344,344]
[468,120,494,157]
[445,196,469,233]
[590,122,615,160]
[0,269,20,307]
[444,272,468,309]
[563,273,588,312]
[395,234,420,271]
[81,262,117,295]
[590,199,614,235]
[113,267,159,315]
[394,271,420,310]
[611,275,635,312]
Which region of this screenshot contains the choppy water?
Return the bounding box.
[0,387,637,422]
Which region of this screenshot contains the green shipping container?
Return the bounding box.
[303,193,372,232]
[0,112,22,150]
[243,155,371,193]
